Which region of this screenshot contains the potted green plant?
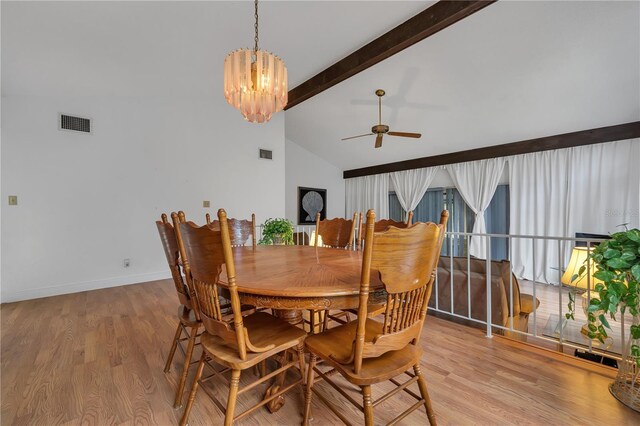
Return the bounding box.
[567,228,640,412]
[258,218,294,245]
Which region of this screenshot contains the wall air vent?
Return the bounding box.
[259,149,273,160]
[59,113,91,134]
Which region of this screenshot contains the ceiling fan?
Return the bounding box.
[342,89,422,148]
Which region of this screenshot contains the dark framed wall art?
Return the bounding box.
[298,187,327,225]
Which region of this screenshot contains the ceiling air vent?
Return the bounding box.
[59,113,91,134]
[259,149,273,160]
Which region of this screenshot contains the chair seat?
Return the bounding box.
[178,305,200,327]
[305,319,422,385]
[201,312,307,370]
[345,303,387,318]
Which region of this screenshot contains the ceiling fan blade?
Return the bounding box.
[388,131,421,139]
[342,133,373,141]
[375,134,383,148]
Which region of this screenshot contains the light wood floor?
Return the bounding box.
[2,280,639,425]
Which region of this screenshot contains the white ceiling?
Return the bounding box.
[1,1,429,97]
[285,1,640,171]
[3,1,639,172]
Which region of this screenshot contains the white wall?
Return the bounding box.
[1,95,285,302]
[285,139,345,224]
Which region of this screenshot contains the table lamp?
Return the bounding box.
[561,246,604,336]
[561,246,603,289]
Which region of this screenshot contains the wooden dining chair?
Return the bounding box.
[206,212,257,248]
[156,213,203,408]
[303,209,448,426]
[178,209,307,426]
[293,231,310,246]
[356,210,414,249]
[314,212,358,249]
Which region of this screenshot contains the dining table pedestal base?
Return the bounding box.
[273,309,303,326]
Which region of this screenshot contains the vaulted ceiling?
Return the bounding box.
[285,1,640,170]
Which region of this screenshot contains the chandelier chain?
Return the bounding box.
[254,0,259,53]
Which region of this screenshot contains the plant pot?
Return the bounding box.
[609,330,640,412]
[272,235,284,245]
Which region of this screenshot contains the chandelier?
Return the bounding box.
[223,0,288,123]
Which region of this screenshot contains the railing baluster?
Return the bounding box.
[434,253,439,311]
[587,239,593,353]
[532,237,537,337]
[558,239,564,348]
[467,237,471,320]
[508,235,514,332]
[450,235,454,314]
[486,236,492,338]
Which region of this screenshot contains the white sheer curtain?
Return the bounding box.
[509,139,640,284]
[345,174,390,219]
[567,140,640,233]
[389,167,439,220]
[509,149,572,283]
[447,158,506,258]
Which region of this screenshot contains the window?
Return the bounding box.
[389,185,510,259]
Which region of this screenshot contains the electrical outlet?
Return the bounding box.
[203,200,210,208]
[123,258,131,268]
[8,196,18,206]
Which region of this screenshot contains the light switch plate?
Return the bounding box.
[8,196,17,206]
[203,200,210,208]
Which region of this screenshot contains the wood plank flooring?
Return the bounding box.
[2,279,639,425]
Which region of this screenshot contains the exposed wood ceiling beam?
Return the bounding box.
[343,121,640,178]
[285,0,496,110]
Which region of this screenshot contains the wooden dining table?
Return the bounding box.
[229,244,386,323]
[224,244,386,412]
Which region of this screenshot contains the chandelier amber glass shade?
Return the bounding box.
[224,49,288,123]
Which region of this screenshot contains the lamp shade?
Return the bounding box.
[223,49,288,123]
[560,247,603,289]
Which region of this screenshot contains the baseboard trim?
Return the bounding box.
[0,271,172,304]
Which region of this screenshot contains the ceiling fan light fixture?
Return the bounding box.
[223,0,287,123]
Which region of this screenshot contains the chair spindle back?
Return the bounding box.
[170,212,203,321]
[156,213,191,308]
